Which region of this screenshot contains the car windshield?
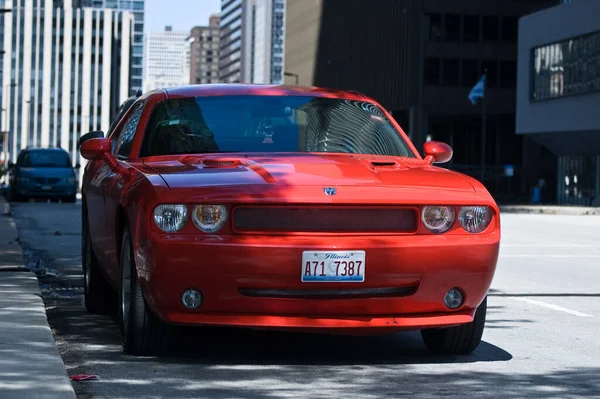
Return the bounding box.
[20,151,71,168]
[139,95,415,158]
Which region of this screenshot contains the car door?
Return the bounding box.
[96,102,144,283]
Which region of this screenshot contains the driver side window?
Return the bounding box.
[113,102,144,158]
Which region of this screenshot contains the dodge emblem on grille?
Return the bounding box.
[323,187,336,196]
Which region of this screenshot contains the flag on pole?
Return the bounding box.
[468,74,486,105]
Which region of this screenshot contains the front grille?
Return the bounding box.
[34,178,60,185]
[232,206,418,234]
[238,286,418,299]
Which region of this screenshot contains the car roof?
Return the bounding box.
[141,83,372,102]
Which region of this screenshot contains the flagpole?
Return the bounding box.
[480,69,487,183]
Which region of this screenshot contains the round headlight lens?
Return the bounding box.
[458,206,492,233]
[421,206,455,233]
[192,205,228,233]
[153,204,188,233]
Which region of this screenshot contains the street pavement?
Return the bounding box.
[5,199,600,398]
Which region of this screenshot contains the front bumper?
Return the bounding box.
[15,183,76,197]
[137,232,500,331]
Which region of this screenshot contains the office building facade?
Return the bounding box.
[81,0,144,94]
[143,26,190,91]
[284,0,558,202]
[189,14,220,84]
[516,0,600,205]
[1,0,133,168]
[219,0,285,84]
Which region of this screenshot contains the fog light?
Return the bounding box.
[181,289,202,309]
[444,288,463,309]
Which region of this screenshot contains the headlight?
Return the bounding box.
[421,206,455,233]
[65,177,76,184]
[192,205,228,233]
[458,206,492,233]
[153,204,188,233]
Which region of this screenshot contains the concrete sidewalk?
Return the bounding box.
[0,197,76,398]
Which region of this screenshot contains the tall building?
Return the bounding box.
[219,0,285,84]
[1,0,133,168]
[284,0,558,202]
[251,0,285,84]
[81,0,144,95]
[219,0,246,83]
[189,14,220,84]
[143,26,190,91]
[516,0,600,205]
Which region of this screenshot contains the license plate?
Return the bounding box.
[41,185,52,191]
[301,251,365,282]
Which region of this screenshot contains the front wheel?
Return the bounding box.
[82,208,113,315]
[119,226,172,356]
[421,296,487,355]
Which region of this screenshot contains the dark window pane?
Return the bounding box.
[427,13,443,41]
[482,60,497,88]
[463,15,480,42]
[531,30,600,100]
[424,58,441,85]
[462,59,479,87]
[482,15,499,42]
[500,60,517,88]
[442,59,459,86]
[445,14,460,41]
[501,16,517,44]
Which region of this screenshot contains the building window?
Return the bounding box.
[462,59,479,87]
[482,16,499,42]
[442,59,459,86]
[463,15,480,42]
[426,14,442,42]
[444,14,460,42]
[501,16,518,44]
[424,58,441,85]
[500,60,517,88]
[531,30,600,101]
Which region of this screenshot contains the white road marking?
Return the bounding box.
[512,297,594,317]
[500,255,600,258]
[502,244,598,248]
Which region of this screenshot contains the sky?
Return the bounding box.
[144,0,220,33]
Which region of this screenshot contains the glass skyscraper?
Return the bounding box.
[81,0,144,94]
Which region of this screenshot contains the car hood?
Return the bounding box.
[143,153,475,193]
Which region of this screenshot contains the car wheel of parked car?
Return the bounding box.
[119,226,172,356]
[420,295,487,355]
[82,206,113,315]
[64,194,77,203]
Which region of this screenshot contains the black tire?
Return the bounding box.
[119,226,171,356]
[421,295,487,355]
[64,194,77,203]
[82,206,112,314]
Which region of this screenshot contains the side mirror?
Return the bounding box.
[423,141,453,164]
[79,130,104,148]
[7,161,14,168]
[80,138,112,161]
[75,163,81,169]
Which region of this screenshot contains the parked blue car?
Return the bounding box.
[6,147,79,203]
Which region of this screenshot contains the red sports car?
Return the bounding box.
[79,84,500,356]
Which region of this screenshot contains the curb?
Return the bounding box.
[0,197,77,399]
[499,206,600,216]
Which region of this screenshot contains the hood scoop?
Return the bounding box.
[180,156,277,183]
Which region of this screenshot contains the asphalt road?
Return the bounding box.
[9,200,600,398]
